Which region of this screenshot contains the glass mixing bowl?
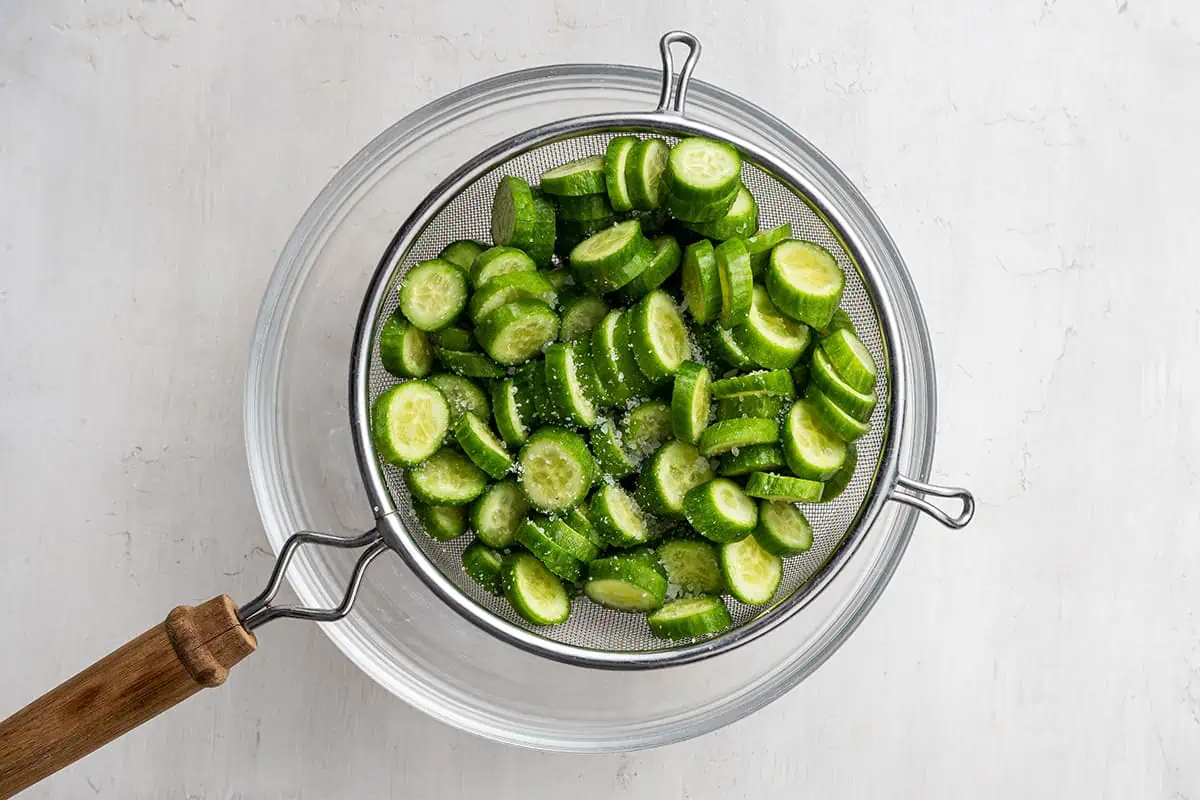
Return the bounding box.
[244,63,938,752]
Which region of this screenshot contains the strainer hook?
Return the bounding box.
[889,474,975,529]
[656,31,702,115]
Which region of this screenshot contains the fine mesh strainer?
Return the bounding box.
[0,31,973,794]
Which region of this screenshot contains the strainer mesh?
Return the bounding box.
[366,131,889,653]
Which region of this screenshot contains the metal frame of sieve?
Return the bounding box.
[236,31,974,670]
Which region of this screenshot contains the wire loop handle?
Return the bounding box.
[890,475,975,529]
[656,30,702,114]
[237,530,386,630]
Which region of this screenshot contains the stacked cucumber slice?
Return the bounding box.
[372,135,880,641]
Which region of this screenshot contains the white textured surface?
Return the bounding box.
[2,0,1198,797]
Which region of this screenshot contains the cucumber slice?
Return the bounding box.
[647,595,731,640]
[630,289,691,383]
[622,400,674,461]
[604,135,638,212]
[698,418,780,457]
[569,220,652,294]
[680,239,722,325]
[820,441,857,502]
[524,193,556,267]
[516,360,559,427]
[665,137,742,205]
[438,239,488,272]
[805,384,871,442]
[569,337,609,408]
[379,312,433,379]
[754,501,814,556]
[453,411,514,479]
[556,193,616,222]
[615,234,682,301]
[432,325,475,352]
[584,554,668,612]
[414,502,468,542]
[664,186,739,223]
[744,471,824,503]
[544,517,601,563]
[719,534,782,606]
[745,224,793,277]
[434,347,505,379]
[733,285,811,369]
[626,137,670,210]
[656,538,724,596]
[559,292,610,342]
[766,240,845,329]
[470,480,529,548]
[462,540,505,593]
[820,328,877,393]
[372,381,450,465]
[399,259,469,332]
[714,238,753,329]
[710,369,795,399]
[490,175,537,249]
[563,505,604,551]
[503,551,571,626]
[540,154,607,196]
[819,308,857,338]
[557,216,618,255]
[591,309,653,402]
[543,341,598,428]
[470,246,537,290]
[684,185,759,241]
[516,518,585,582]
[407,447,488,506]
[517,427,597,513]
[670,361,712,445]
[590,418,637,479]
[589,483,653,547]
[684,477,759,543]
[468,270,557,325]
[716,395,786,422]
[428,373,489,422]
[706,325,756,369]
[637,440,716,518]
[810,347,877,421]
[719,443,785,477]
[475,300,559,366]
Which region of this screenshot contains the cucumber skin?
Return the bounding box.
[647,596,731,640]
[502,552,571,626]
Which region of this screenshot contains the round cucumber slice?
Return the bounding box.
[766,240,845,329]
[429,373,488,423]
[544,517,601,563]
[782,399,847,481]
[590,418,637,479]
[706,324,756,369]
[719,534,782,606]
[656,538,724,596]
[433,348,505,379]
[622,400,674,462]
[715,238,753,329]
[820,441,858,502]
[664,186,739,222]
[379,312,433,379]
[468,270,557,325]
[716,395,786,422]
[616,234,682,301]
[584,554,668,612]
[490,175,537,249]
[810,347,877,421]
[523,193,557,268]
[515,518,585,582]
[503,551,571,626]
[819,328,877,394]
[557,216,618,256]
[637,440,716,518]
[558,292,610,342]
[470,480,529,548]
[453,411,513,480]
[805,384,871,442]
[647,595,731,640]
[540,154,607,196]
[589,483,652,547]
[626,137,670,210]
[745,224,792,277]
[698,417,780,457]
[630,289,691,383]
[398,258,469,332]
[371,381,450,466]
[733,285,811,369]
[407,447,488,506]
[754,501,814,556]
[670,361,712,445]
[719,443,785,477]
[414,502,468,542]
[470,246,538,290]
[462,540,505,593]
[684,478,759,543]
[710,369,795,399]
[569,220,652,293]
[681,239,722,325]
[684,185,759,241]
[475,299,559,366]
[604,135,638,212]
[744,471,824,503]
[543,341,598,428]
[665,137,742,205]
[438,239,488,272]
[491,378,533,448]
[517,427,597,513]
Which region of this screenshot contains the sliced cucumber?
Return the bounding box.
[680,239,722,325]
[438,239,488,272]
[544,517,601,563]
[468,270,556,324]
[470,246,537,290]
[584,554,668,612]
[515,518,585,582]
[372,381,450,465]
[434,347,505,379]
[647,595,731,640]
[684,185,759,241]
[590,418,637,479]
[563,505,604,551]
[630,289,691,383]
[407,447,488,506]
[665,137,742,205]
[517,427,597,513]
[626,137,670,211]
[719,443,785,477]
[714,238,753,329]
[710,369,795,399]
[503,551,571,626]
[399,258,469,332]
[453,411,513,479]
[525,192,557,268]
[820,441,858,502]
[622,400,674,461]
[557,216,617,255]
[819,307,857,338]
[745,224,792,277]
[490,175,537,249]
[428,373,489,422]
[569,336,609,408]
[559,292,610,342]
[683,478,759,543]
[637,440,715,518]
[656,538,724,596]
[616,234,682,301]
[462,540,505,593]
[733,285,811,369]
[781,399,847,481]
[543,341,598,428]
[604,135,638,212]
[706,325,757,370]
[556,193,616,222]
[540,154,607,196]
[491,379,532,448]
[754,501,814,556]
[716,395,786,422]
[670,361,712,445]
[664,186,739,223]
[766,240,845,329]
[589,483,653,547]
[805,384,871,442]
[475,300,559,366]
[470,480,529,548]
[590,310,635,405]
[744,471,824,503]
[379,312,433,379]
[414,502,468,542]
[569,220,653,294]
[432,325,475,352]
[820,328,877,393]
[698,418,779,457]
[719,534,782,606]
[810,347,877,421]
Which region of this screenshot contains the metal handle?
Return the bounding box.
[656,31,703,115]
[889,474,975,529]
[237,530,387,630]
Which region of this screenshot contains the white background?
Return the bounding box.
[2,0,1198,797]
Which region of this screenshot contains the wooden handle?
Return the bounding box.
[0,594,256,798]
